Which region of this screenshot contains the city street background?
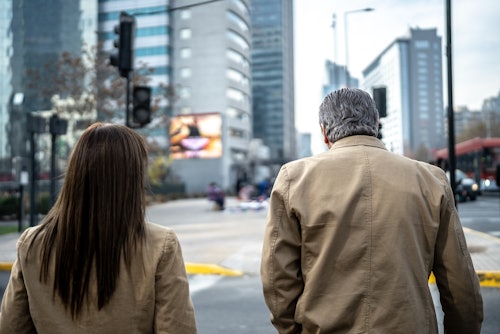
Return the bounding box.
[1,195,500,333]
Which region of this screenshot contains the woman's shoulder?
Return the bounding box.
[17,225,45,248]
[145,223,179,251]
[145,222,174,236]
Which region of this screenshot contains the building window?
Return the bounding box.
[227,10,249,32]
[230,0,249,16]
[180,67,191,78]
[227,68,249,86]
[415,40,430,48]
[227,30,249,50]
[227,107,250,121]
[180,48,192,58]
[226,49,249,69]
[180,10,191,19]
[180,28,191,39]
[229,127,246,139]
[227,88,245,102]
[180,87,190,99]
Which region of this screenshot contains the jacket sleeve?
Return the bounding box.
[154,230,197,334]
[261,165,303,334]
[0,231,36,334]
[433,176,483,334]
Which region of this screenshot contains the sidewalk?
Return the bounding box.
[1,198,500,287]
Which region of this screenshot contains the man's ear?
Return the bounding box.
[321,125,329,144]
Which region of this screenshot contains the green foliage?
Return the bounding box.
[148,155,172,186]
[37,193,51,215]
[0,195,19,216]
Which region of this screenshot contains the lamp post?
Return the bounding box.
[344,7,374,87]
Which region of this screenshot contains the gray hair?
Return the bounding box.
[319,88,379,143]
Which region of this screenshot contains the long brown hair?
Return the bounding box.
[30,123,148,318]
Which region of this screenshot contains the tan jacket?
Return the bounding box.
[0,223,197,334]
[261,135,483,334]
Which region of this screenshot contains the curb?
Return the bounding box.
[2,261,499,285]
[0,262,12,271]
[428,271,500,287]
[185,263,244,276]
[0,262,244,277]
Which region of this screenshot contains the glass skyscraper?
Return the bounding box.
[2,0,82,165]
[250,0,296,162]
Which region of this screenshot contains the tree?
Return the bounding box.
[456,121,487,142]
[19,43,178,177]
[26,43,175,124]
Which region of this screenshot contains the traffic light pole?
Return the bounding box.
[445,0,457,206]
[125,73,131,128]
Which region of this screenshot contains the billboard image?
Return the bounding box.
[169,112,222,159]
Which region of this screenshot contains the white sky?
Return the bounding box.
[293,0,500,151]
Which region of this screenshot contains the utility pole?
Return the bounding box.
[445,0,457,205]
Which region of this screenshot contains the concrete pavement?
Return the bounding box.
[1,197,499,287]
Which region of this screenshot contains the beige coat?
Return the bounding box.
[261,135,483,334]
[0,222,197,334]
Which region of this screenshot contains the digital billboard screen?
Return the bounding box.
[169,112,222,159]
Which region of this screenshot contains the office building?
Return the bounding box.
[98,0,171,116]
[454,106,482,140]
[250,0,296,162]
[2,0,82,167]
[363,28,445,160]
[98,0,253,194]
[481,91,500,138]
[0,1,13,161]
[169,0,252,193]
[322,60,359,97]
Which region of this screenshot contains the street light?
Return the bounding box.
[344,7,374,87]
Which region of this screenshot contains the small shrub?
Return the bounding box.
[37,193,51,215]
[0,195,19,217]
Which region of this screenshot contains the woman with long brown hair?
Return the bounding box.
[0,123,197,333]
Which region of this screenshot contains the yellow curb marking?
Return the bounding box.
[2,262,499,286]
[0,262,12,271]
[429,271,500,287]
[185,263,243,276]
[0,261,244,277]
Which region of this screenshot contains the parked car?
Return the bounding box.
[446,170,479,202]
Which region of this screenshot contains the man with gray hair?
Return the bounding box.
[261,88,483,333]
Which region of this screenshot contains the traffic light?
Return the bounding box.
[132,86,152,127]
[373,87,387,118]
[377,122,383,140]
[109,12,135,78]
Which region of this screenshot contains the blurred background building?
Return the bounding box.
[362,28,445,161]
[322,60,358,96]
[168,0,253,193]
[1,0,84,177]
[250,0,296,164]
[0,1,13,161]
[2,1,498,196]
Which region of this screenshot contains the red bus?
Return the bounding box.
[434,137,500,183]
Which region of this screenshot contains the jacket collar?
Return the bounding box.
[330,135,387,151]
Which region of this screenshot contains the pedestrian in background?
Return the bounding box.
[0,123,197,333]
[261,88,482,333]
[207,181,225,210]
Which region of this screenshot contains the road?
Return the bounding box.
[457,194,500,238]
[1,196,499,332]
